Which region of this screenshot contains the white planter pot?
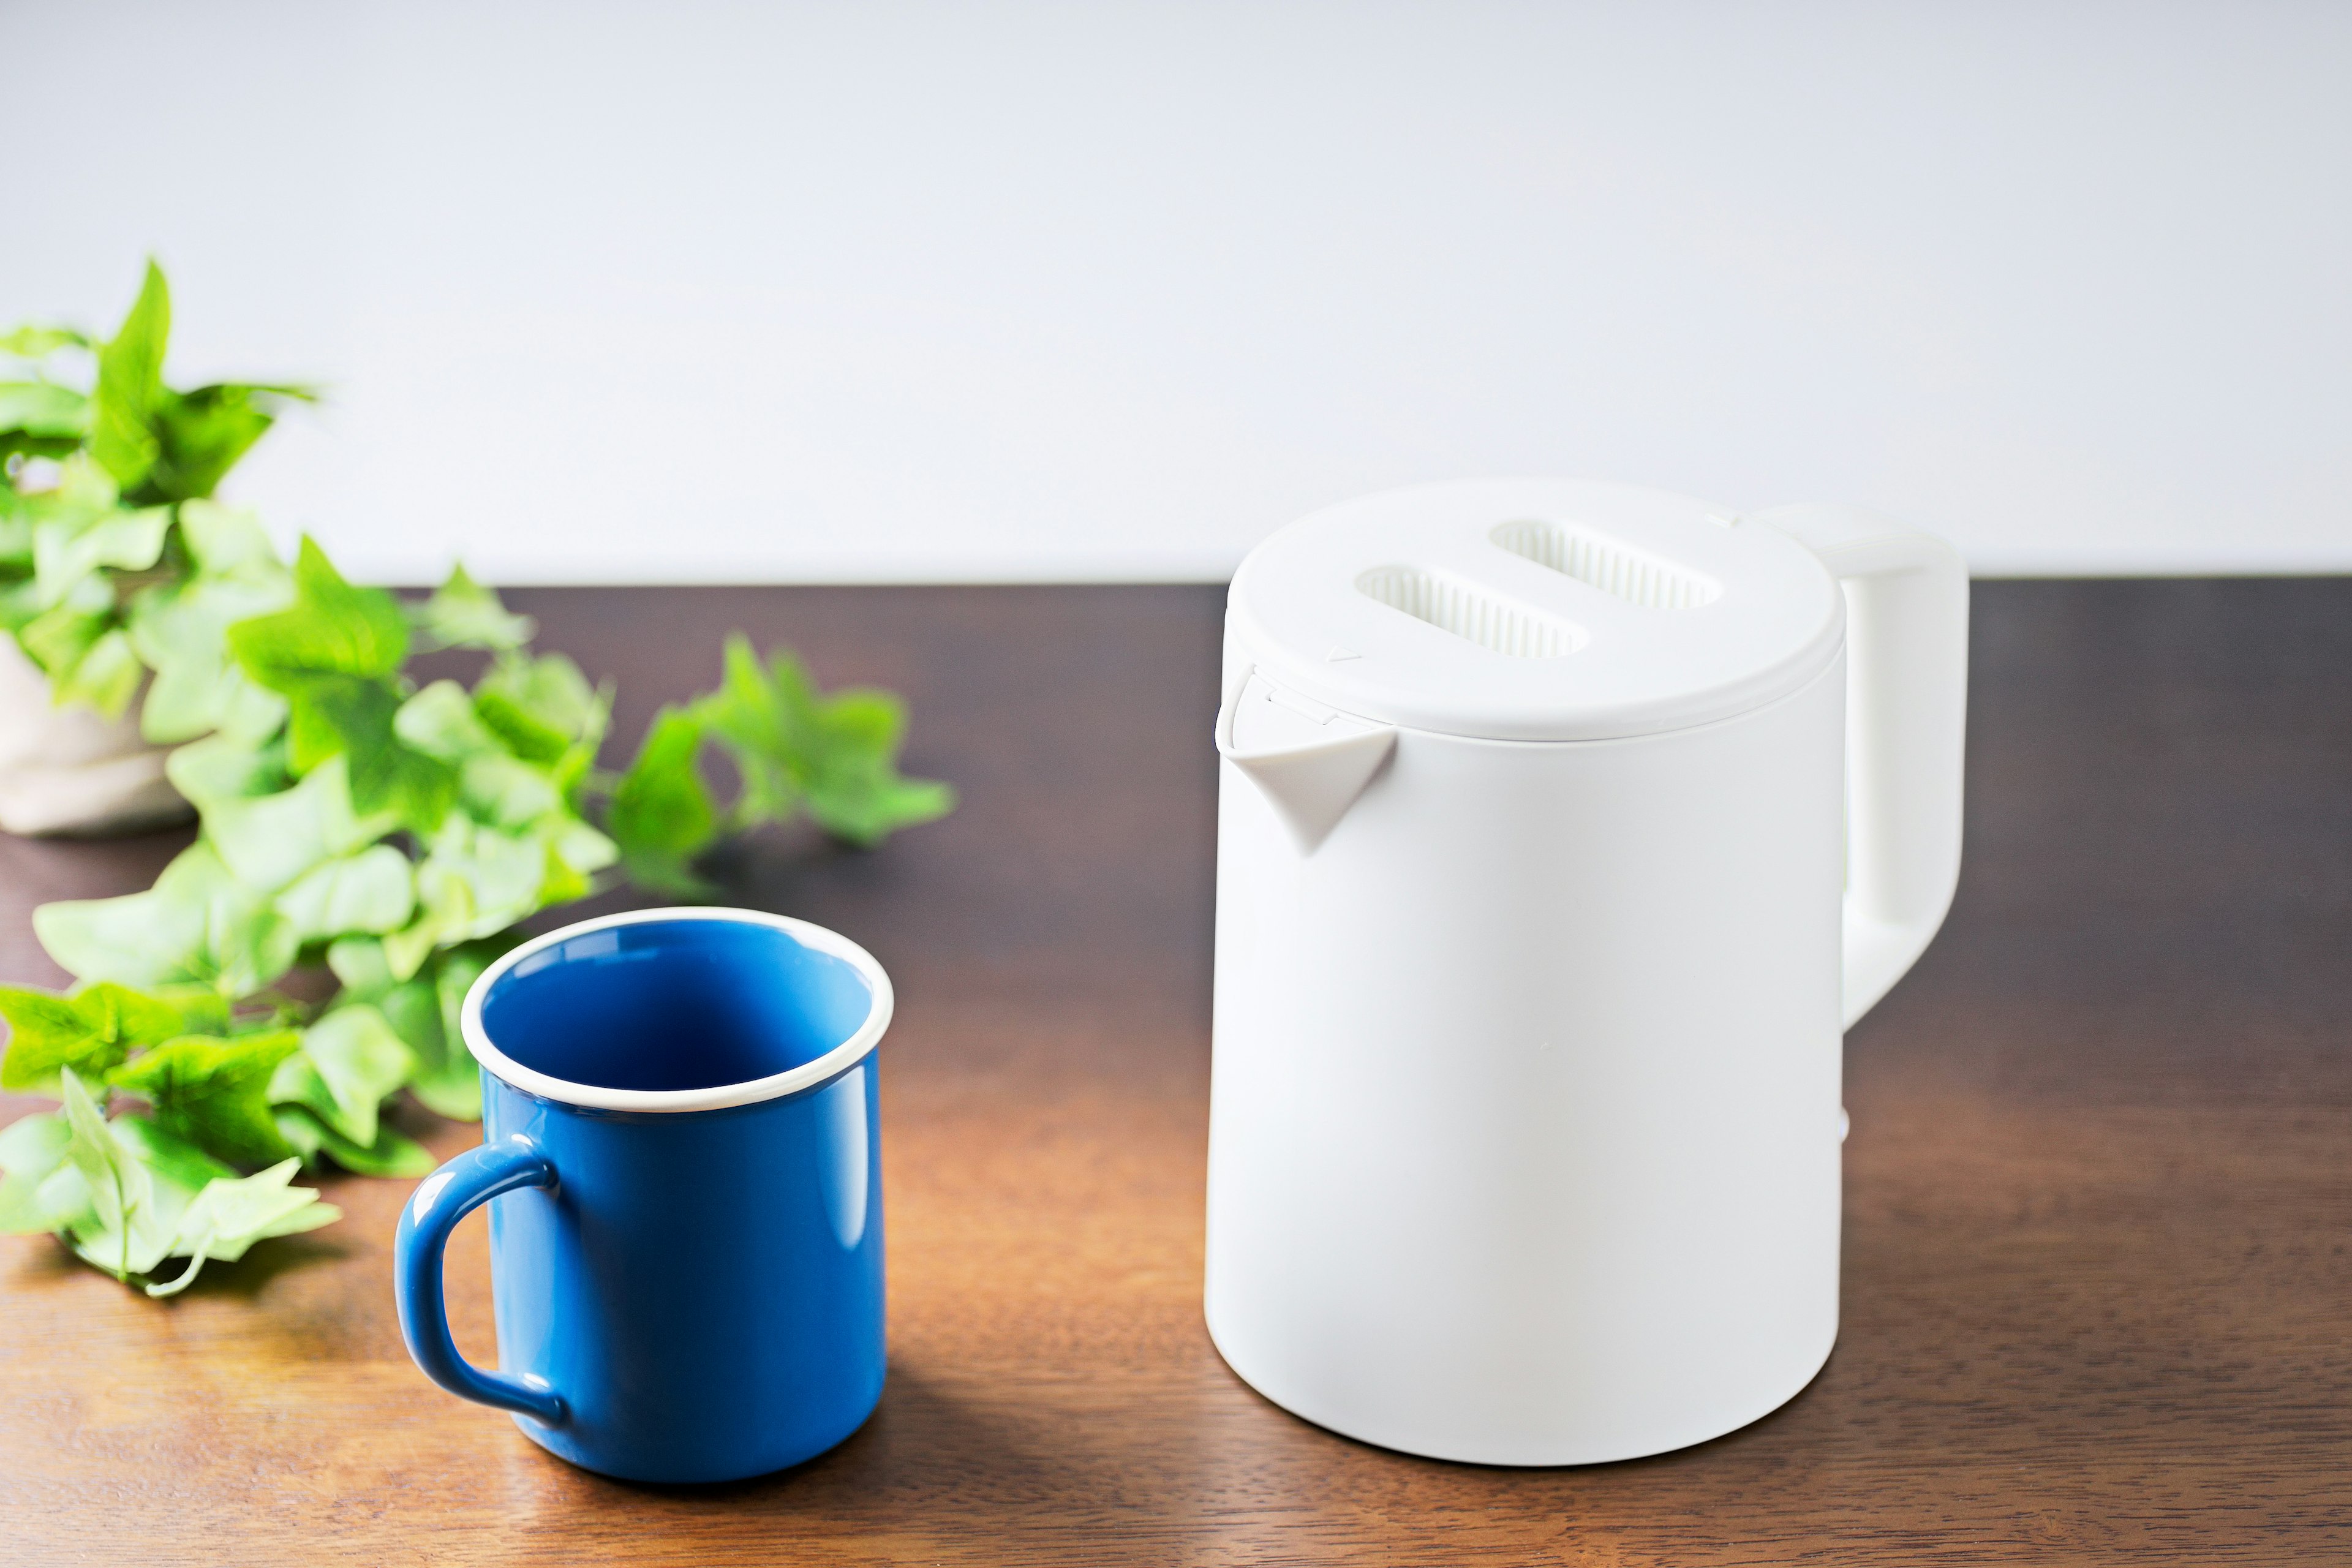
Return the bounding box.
[0,636,189,837]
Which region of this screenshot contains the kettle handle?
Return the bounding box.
[1754,505,1969,1030]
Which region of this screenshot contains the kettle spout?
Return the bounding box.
[1217,673,1396,853]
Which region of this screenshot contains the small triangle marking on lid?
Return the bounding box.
[1325,645,1360,662]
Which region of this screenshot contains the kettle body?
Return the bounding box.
[1206,479,1967,1465]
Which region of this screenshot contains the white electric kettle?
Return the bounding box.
[1206,478,1967,1465]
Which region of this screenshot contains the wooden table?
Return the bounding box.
[2,581,2346,1566]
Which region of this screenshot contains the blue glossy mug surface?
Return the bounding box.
[393,909,891,1483]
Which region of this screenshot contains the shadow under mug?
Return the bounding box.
[393,907,892,1484]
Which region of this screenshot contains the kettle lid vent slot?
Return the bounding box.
[1227,479,1844,741]
[1356,565,1582,658]
[1491,520,1722,609]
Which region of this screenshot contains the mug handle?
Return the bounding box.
[1754,505,1970,1030]
[393,1134,568,1425]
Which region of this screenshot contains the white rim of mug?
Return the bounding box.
[459,907,895,1114]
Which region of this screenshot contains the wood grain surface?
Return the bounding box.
[0,581,2345,1566]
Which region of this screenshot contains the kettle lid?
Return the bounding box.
[1226,479,1844,742]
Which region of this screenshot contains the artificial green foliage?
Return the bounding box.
[107,1030,303,1167]
[609,634,957,893]
[80,262,313,508]
[0,262,954,1292]
[89,263,171,492]
[266,1006,412,1150]
[408,564,535,653]
[127,501,295,743]
[0,1071,338,1295]
[1,265,303,725]
[33,841,300,997]
[607,706,720,894]
[0,981,226,1094]
[230,538,461,831]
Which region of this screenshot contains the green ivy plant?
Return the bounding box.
[0,263,954,1294]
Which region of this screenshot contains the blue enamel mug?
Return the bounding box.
[393,908,891,1483]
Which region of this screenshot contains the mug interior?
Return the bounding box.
[479,918,877,1093]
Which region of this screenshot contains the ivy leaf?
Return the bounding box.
[55,1069,170,1281]
[374,923,435,986]
[142,1157,339,1297]
[0,382,88,433]
[273,844,415,944]
[117,983,234,1039]
[691,635,956,848]
[20,449,121,527]
[396,680,557,827]
[105,1030,303,1168]
[35,1100,332,1296]
[268,1005,412,1148]
[0,325,91,359]
[436,818,552,936]
[330,933,498,1117]
[372,978,454,1110]
[228,536,409,687]
[17,574,111,667]
[35,841,298,996]
[305,680,459,831]
[0,483,32,560]
[138,383,312,506]
[402,679,619,859]
[323,934,396,998]
[0,381,90,461]
[53,1115,217,1281]
[204,902,300,998]
[399,677,590,833]
[227,545,455,829]
[165,732,290,814]
[132,586,293,742]
[392,678,500,760]
[32,860,208,988]
[466,752,567,832]
[690,636,802,825]
[535,817,619,907]
[115,1114,237,1195]
[0,1112,89,1234]
[89,261,169,491]
[474,652,607,767]
[16,552,139,716]
[50,625,145,718]
[128,501,295,744]
[792,684,957,847]
[32,503,168,605]
[363,937,509,1121]
[203,753,393,894]
[281,677,390,773]
[0,990,125,1091]
[408,565,533,652]
[273,1104,433,1179]
[0,981,227,1094]
[179,497,285,578]
[378,937,510,1121]
[606,704,718,895]
[381,818,543,978]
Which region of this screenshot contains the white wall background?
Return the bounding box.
[6,2,2350,582]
